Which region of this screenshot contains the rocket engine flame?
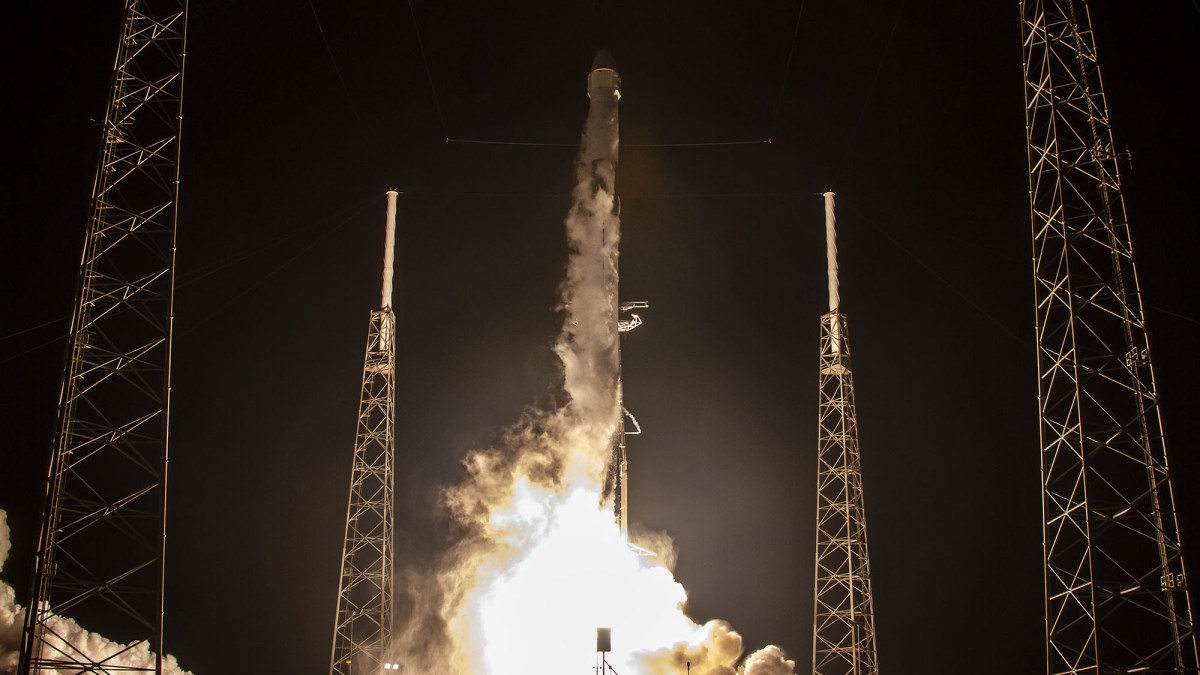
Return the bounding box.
[393,54,796,675]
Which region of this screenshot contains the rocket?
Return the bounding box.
[584,50,621,195]
[582,49,632,540]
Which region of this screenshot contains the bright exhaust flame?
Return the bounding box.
[430,419,795,675]
[392,60,797,675]
[476,488,696,672]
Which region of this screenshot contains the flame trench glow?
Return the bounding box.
[395,57,796,675]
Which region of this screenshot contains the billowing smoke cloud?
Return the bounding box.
[0,510,193,675]
[742,645,798,675]
[390,62,796,675]
[0,515,10,571]
[1,511,18,673]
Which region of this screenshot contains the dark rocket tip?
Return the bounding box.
[591,49,617,71]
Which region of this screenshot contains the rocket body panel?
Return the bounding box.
[587,68,621,100]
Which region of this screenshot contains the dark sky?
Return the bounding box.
[4,2,1200,674]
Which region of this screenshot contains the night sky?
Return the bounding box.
[4,2,1200,674]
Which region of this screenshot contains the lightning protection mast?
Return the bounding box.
[1021,2,1198,672]
[330,191,399,675]
[20,2,188,672]
[811,193,879,675]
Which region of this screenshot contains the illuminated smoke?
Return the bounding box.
[0,514,10,574]
[0,510,193,675]
[1,511,16,673]
[741,645,798,675]
[391,66,796,675]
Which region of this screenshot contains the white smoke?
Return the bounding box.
[741,645,797,675]
[0,509,193,675]
[1,510,19,674]
[0,514,9,571]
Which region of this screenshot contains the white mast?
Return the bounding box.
[824,191,841,355]
[824,191,839,312]
[381,190,398,310]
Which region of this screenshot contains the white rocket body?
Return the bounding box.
[585,50,621,197]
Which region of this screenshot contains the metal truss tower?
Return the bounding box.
[330,191,399,675]
[811,193,879,675]
[19,2,188,672]
[1021,2,1198,673]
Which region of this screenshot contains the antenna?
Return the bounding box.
[329,193,399,675]
[812,193,880,675]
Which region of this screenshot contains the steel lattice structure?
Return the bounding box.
[1021,1,1198,673]
[812,310,879,675]
[330,193,398,675]
[812,194,878,675]
[20,2,188,673]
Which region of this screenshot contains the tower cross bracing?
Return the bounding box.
[20,1,188,672]
[1021,1,1198,672]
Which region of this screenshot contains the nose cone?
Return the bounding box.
[591,49,617,73]
[587,49,621,99]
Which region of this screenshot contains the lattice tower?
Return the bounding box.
[19,2,188,672]
[329,192,399,675]
[1021,2,1199,672]
[812,193,879,675]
